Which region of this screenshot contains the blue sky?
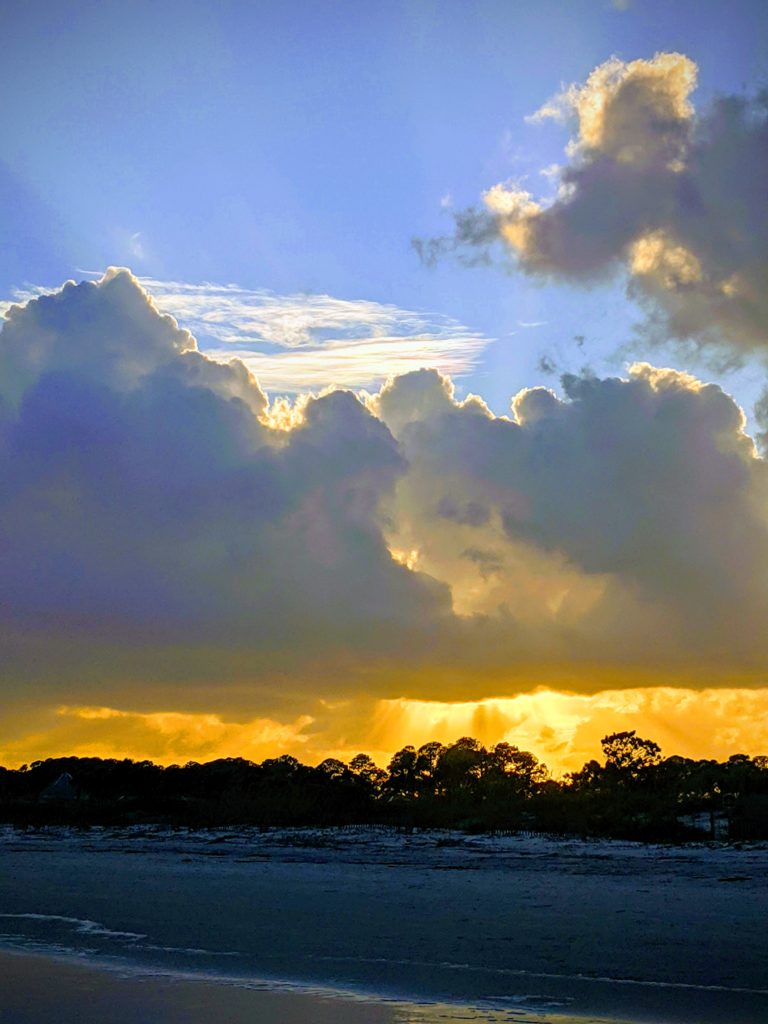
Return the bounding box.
[1,0,766,413]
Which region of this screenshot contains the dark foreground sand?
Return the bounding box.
[0,951,592,1024]
[0,950,397,1024]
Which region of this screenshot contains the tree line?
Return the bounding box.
[1,731,767,840]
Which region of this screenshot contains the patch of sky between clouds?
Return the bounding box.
[1,275,492,395]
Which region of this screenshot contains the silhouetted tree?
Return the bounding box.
[349,753,387,793]
[437,738,485,801]
[1,734,766,839]
[602,731,662,778]
[385,746,419,799]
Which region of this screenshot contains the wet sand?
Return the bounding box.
[0,951,599,1024]
[0,951,398,1024]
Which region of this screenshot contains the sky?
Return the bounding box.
[1,0,768,774]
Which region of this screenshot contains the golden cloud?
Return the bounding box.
[0,705,313,767]
[3,688,767,778]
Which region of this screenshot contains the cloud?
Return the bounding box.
[368,686,768,776]
[204,333,487,395]
[137,278,489,392]
[0,705,314,767]
[3,277,490,394]
[0,270,452,698]
[3,271,768,763]
[419,53,768,360]
[374,364,768,664]
[127,231,145,261]
[4,687,768,777]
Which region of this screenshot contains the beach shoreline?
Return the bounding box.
[0,949,400,1024]
[1,827,767,1023]
[0,949,629,1024]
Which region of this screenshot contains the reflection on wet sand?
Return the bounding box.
[0,951,617,1024]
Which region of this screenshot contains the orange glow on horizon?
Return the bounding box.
[368,688,768,775]
[2,687,768,777]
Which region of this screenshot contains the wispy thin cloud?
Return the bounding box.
[205,333,488,393]
[2,275,492,394]
[128,232,145,260]
[0,283,56,317]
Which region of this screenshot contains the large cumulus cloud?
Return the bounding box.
[3,270,768,734]
[0,270,451,699]
[375,365,768,667]
[420,53,768,359]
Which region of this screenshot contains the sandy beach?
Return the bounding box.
[0,950,398,1024]
[0,950,610,1024]
[1,827,767,1023]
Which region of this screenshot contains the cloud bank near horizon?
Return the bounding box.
[4,686,768,776]
[2,266,768,706]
